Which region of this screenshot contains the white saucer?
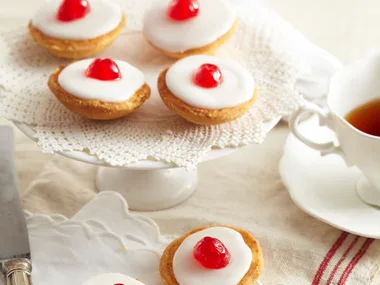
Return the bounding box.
[279,116,380,238]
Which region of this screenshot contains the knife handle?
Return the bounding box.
[2,259,32,285]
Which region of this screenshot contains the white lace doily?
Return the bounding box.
[0,1,306,169]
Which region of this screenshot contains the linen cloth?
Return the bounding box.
[1,0,379,284]
[17,123,380,285]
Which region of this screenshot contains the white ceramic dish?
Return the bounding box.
[1,192,263,285]
[279,116,380,238]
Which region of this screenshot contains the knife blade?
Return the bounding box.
[0,127,32,285]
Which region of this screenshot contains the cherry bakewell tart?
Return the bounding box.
[29,0,125,59]
[143,0,237,59]
[160,225,263,285]
[48,58,150,120]
[158,55,257,125]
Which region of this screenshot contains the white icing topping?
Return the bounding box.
[58,59,145,103]
[143,0,236,53]
[80,273,145,285]
[31,0,123,40]
[173,227,252,285]
[166,55,255,109]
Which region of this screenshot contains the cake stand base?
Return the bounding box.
[15,118,280,212]
[96,167,198,211]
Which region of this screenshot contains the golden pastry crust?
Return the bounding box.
[147,20,238,59]
[160,226,264,285]
[48,65,150,120]
[157,68,257,125]
[28,14,126,59]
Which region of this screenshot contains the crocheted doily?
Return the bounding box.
[0,1,306,169]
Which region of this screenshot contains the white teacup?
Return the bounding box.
[289,54,380,207]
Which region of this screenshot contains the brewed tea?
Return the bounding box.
[345,98,380,137]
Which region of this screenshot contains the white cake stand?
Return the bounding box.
[14,118,280,211]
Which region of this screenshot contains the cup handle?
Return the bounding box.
[289,103,352,166]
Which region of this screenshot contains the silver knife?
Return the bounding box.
[0,127,32,285]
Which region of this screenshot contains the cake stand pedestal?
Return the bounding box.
[96,167,198,211]
[15,119,279,211]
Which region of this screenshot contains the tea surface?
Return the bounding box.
[345,98,380,137]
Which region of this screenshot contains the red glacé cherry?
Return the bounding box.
[193,63,223,88]
[193,236,231,269]
[85,58,122,81]
[168,0,199,21]
[57,0,90,22]
[114,284,124,285]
